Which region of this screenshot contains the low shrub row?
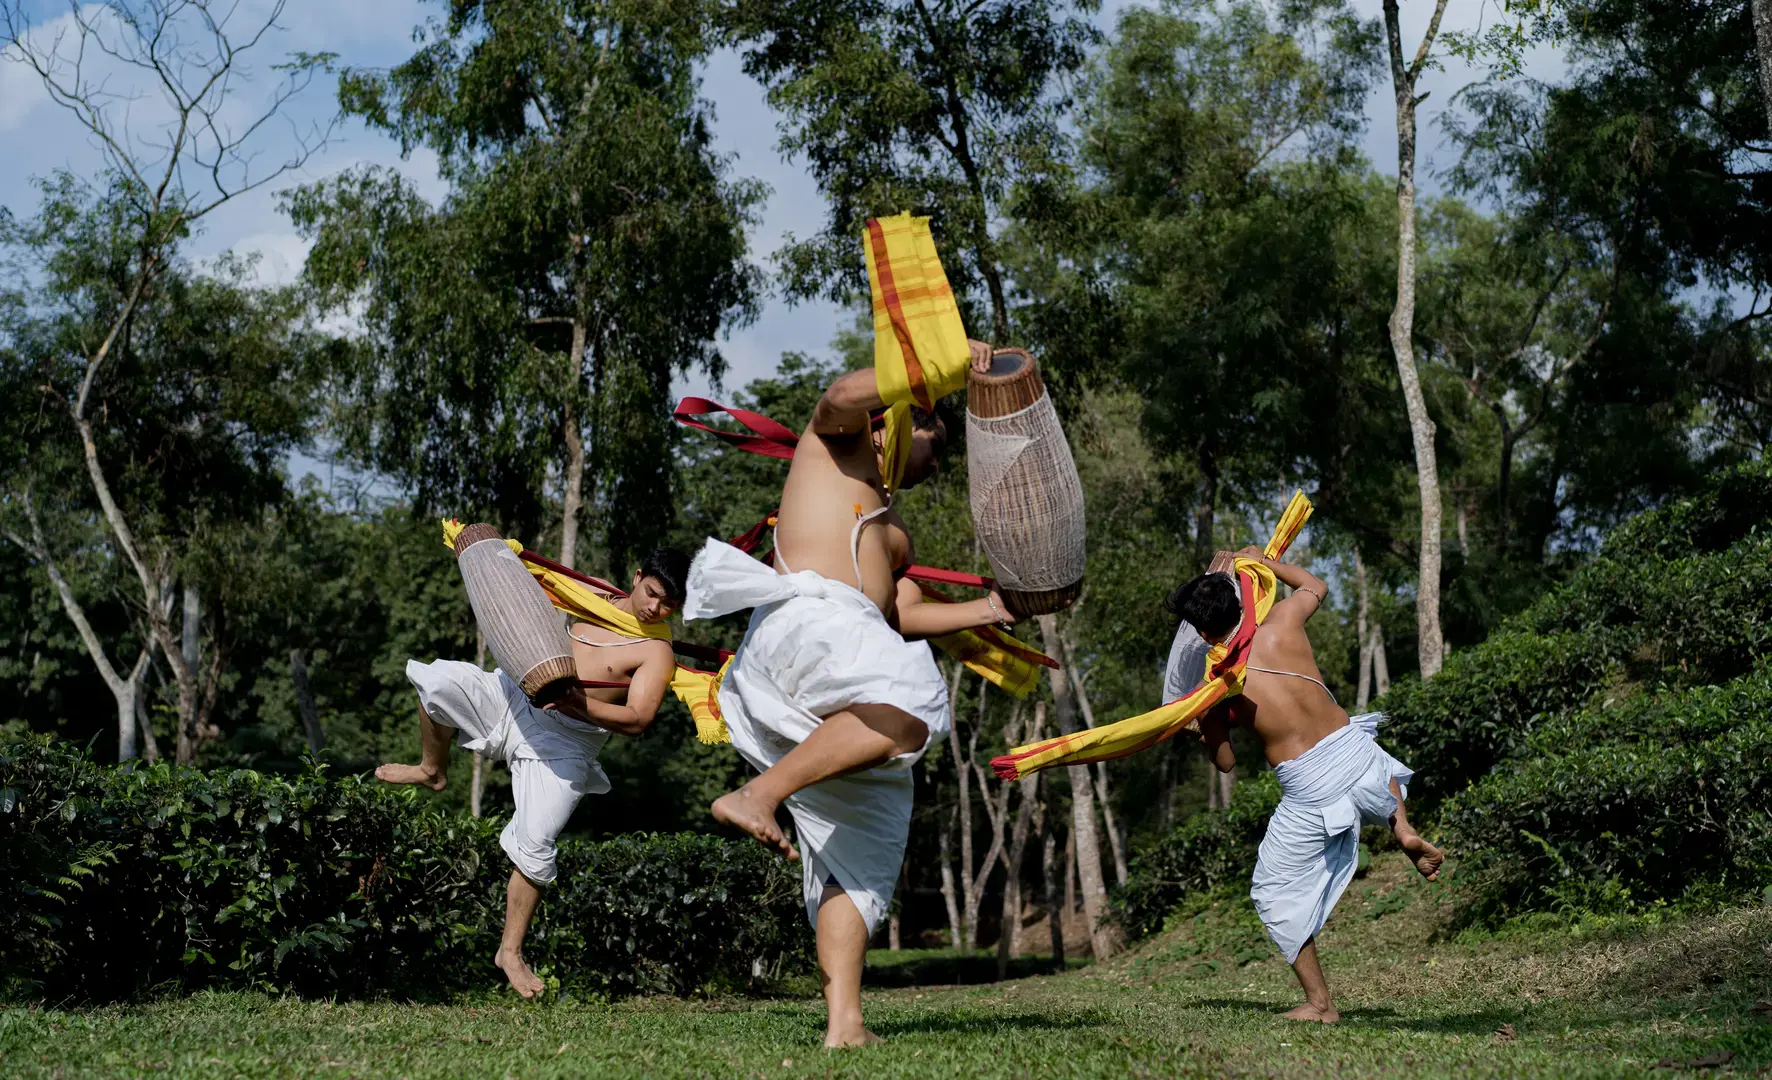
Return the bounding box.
[1442,664,1772,925]
[1381,534,1772,805]
[0,737,808,1002]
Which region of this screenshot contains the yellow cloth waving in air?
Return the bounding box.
[864,212,972,491]
[989,491,1313,780]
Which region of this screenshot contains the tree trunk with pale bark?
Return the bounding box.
[290,648,326,757]
[1383,0,1451,679]
[1754,0,1772,135]
[1038,614,1116,959]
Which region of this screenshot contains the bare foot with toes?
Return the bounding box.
[711,788,799,861]
[495,949,545,999]
[1398,829,1445,881]
[374,762,446,791]
[824,1026,883,1048]
[1282,1002,1340,1024]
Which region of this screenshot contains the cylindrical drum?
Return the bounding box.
[453,523,577,705]
[966,348,1086,619]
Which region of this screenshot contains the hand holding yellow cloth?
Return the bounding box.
[989,491,1312,780]
[864,212,972,491]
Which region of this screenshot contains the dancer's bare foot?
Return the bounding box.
[374,762,446,791]
[495,948,545,999]
[711,786,798,861]
[1397,827,1445,881]
[1282,1002,1340,1024]
[824,1024,883,1048]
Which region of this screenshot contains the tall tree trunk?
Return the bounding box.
[1039,614,1115,959]
[938,808,965,950]
[1157,747,1178,828]
[889,862,905,951]
[1373,625,1392,698]
[1041,817,1065,968]
[1383,0,1451,679]
[1753,0,1772,136]
[946,667,978,951]
[289,648,325,757]
[1456,492,1469,558]
[174,582,204,764]
[560,390,586,570]
[471,632,488,817]
[134,656,161,763]
[1355,550,1375,711]
[1068,656,1128,887]
[6,494,146,763]
[996,763,1039,978]
[1193,446,1220,571]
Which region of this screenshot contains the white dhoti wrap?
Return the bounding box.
[1251,713,1413,963]
[406,659,611,885]
[683,539,951,934]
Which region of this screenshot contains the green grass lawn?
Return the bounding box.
[4,855,1769,1078]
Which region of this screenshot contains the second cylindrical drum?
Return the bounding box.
[453,523,578,705]
[966,348,1086,619]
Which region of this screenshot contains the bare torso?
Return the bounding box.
[1234,619,1349,767]
[567,618,670,707]
[773,424,912,618]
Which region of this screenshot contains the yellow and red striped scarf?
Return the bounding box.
[990,491,1313,780]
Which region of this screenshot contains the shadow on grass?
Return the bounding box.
[862,950,1083,988]
[1178,998,1530,1036]
[869,1010,1110,1038]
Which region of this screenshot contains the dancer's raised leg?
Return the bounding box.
[1387,778,1444,881]
[375,701,452,790]
[712,704,927,861]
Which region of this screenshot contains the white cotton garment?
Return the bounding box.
[683,538,951,933]
[405,659,610,884]
[1250,713,1414,963]
[1162,619,1210,703]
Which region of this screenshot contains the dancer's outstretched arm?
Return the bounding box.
[892,577,1018,640]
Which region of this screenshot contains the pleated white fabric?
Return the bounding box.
[406,659,610,884]
[1251,713,1414,963]
[684,539,950,932]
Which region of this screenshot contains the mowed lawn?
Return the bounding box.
[4,856,1769,1078]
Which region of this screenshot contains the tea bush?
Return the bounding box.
[0,737,808,1002]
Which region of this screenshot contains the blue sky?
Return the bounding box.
[1,0,1562,415]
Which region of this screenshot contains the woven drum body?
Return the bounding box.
[453,524,578,705]
[966,349,1086,619]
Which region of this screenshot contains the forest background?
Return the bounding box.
[2,0,1768,959]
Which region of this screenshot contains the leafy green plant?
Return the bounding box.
[0,737,808,1002]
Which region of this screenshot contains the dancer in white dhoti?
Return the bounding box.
[688,341,1021,1048]
[1168,546,1444,1023]
[376,548,689,998]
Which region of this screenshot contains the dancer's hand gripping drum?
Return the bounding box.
[966,348,1086,619]
[452,524,578,705]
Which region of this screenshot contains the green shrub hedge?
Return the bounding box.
[0,737,808,1002]
[1442,664,1772,925]
[1113,773,1281,940]
[1381,534,1772,807]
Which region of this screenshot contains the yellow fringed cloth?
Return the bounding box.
[441,520,733,745]
[989,491,1314,780]
[865,212,972,492]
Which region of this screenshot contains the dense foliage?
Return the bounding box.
[0,737,808,1003]
[1112,773,1280,939]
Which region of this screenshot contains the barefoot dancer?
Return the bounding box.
[376,548,689,999]
[684,340,1019,1047]
[1170,547,1445,1025]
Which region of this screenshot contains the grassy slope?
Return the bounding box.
[4,855,1768,1079]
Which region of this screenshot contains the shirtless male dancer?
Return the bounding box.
[1171,547,1444,1023]
[376,547,688,998]
[683,339,1020,1047]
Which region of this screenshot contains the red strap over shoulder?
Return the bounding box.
[674,397,800,459]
